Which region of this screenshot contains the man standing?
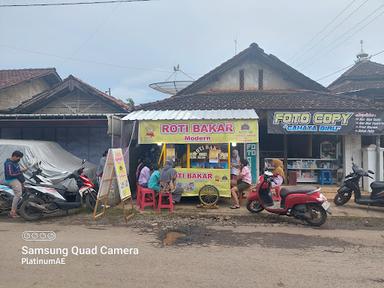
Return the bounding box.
[4,151,27,218]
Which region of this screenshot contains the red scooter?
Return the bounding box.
[246,171,330,226]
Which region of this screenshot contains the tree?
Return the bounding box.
[125,97,135,106]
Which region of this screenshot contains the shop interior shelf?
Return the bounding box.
[287,168,338,170]
[297,178,318,182]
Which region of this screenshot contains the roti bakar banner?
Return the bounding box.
[139,120,259,144]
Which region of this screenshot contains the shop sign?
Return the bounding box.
[174,168,230,197]
[98,148,131,201]
[245,143,258,184]
[268,111,384,135]
[139,120,259,144]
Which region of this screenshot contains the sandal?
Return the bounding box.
[8,212,19,218]
[230,205,240,209]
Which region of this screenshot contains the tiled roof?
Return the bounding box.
[123,109,258,120]
[0,68,60,90]
[177,43,326,95]
[137,90,382,112]
[328,60,384,93]
[12,75,131,113]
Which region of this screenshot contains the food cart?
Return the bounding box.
[123,110,259,206]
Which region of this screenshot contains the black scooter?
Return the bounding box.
[334,162,384,207]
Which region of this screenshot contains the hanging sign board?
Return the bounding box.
[93,148,133,221]
[139,120,259,144]
[268,111,384,135]
[245,143,258,184]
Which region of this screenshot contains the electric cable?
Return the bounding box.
[298,4,384,70]
[0,0,152,8]
[315,48,384,82]
[289,0,358,62]
[292,0,370,65]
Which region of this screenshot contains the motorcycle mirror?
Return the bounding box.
[82,159,86,165]
[368,170,375,174]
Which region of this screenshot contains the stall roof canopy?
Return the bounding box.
[122,109,259,121]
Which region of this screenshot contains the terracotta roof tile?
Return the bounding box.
[137,90,382,112]
[12,75,131,113]
[0,68,59,90]
[328,60,384,93]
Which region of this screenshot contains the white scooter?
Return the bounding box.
[19,160,97,221]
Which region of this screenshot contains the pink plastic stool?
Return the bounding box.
[140,187,156,211]
[157,192,174,213]
[136,184,142,208]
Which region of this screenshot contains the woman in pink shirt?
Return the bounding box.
[230,159,252,209]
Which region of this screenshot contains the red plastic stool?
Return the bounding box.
[140,187,156,211]
[136,184,142,208]
[157,192,174,213]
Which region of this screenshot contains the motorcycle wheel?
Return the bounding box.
[305,204,327,227]
[333,192,352,206]
[246,200,264,213]
[19,196,44,221]
[85,189,98,212]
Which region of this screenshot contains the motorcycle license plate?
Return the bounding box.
[322,201,330,211]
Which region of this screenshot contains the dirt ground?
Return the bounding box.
[1,211,384,288]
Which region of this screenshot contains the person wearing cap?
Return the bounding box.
[3,150,28,218]
[160,160,183,204]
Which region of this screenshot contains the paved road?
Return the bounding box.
[0,216,383,288]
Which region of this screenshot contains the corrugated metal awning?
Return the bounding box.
[0,113,126,120]
[122,109,258,121]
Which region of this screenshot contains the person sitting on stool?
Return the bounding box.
[230,159,252,209]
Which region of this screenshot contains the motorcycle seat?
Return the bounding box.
[280,186,319,198]
[370,181,384,190]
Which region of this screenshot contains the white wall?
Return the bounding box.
[362,146,376,191]
[0,78,51,110]
[196,62,301,92]
[343,135,362,176]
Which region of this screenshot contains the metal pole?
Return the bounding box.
[376,136,382,180]
[111,115,114,148]
[284,134,288,184]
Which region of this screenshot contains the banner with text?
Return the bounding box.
[175,168,231,197]
[139,120,259,144]
[268,111,384,135]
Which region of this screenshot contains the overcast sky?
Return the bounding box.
[1,0,384,104]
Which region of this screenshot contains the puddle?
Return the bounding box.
[162,231,187,246]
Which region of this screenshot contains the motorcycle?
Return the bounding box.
[334,162,384,207]
[246,171,330,226]
[0,184,24,215]
[19,161,98,221]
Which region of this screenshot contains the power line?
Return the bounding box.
[0,0,152,8]
[371,49,384,58]
[298,3,384,70]
[57,1,123,66]
[0,43,173,73]
[292,0,370,65]
[289,0,358,62]
[316,64,354,81]
[315,48,384,82]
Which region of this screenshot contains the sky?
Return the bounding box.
[1,0,384,104]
